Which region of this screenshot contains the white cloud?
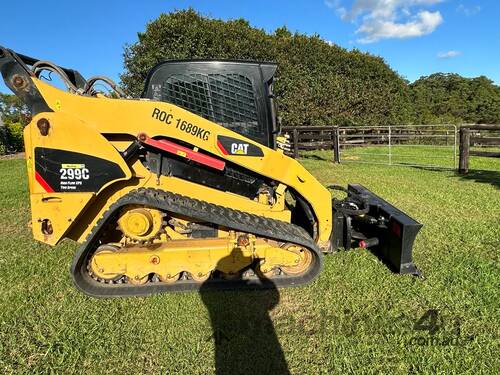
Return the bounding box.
[327,0,444,43]
[357,10,443,43]
[437,50,462,59]
[324,0,348,19]
[324,0,339,8]
[457,4,481,16]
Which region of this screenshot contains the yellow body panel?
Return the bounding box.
[25,110,132,245]
[26,79,333,248]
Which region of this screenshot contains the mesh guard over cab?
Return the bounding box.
[142,60,278,148]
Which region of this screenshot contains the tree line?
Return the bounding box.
[1,9,499,153]
[121,10,499,127]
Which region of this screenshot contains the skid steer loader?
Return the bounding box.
[0,47,422,297]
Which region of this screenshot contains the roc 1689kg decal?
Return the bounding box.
[216,135,264,157]
[151,107,211,141]
[34,148,125,193]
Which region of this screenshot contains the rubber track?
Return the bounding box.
[71,188,323,297]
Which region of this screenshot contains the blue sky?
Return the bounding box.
[0,0,498,94]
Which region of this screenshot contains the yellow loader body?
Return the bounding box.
[1,47,422,296]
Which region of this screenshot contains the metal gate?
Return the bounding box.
[337,125,458,169]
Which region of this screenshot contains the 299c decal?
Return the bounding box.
[151,107,210,141]
[59,164,90,190]
[60,165,90,180]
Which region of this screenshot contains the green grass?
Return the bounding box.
[339,144,500,170]
[339,145,456,168]
[0,154,499,374]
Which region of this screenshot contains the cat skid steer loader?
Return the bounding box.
[0,47,422,297]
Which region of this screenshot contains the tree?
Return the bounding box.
[121,9,414,127]
[0,93,30,124]
[122,10,500,127]
[410,74,500,124]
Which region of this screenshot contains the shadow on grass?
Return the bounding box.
[456,169,500,189]
[409,165,500,189]
[199,249,290,375]
[299,153,331,161]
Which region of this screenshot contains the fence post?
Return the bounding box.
[452,125,457,169]
[388,126,392,165]
[458,127,470,174]
[333,127,340,163]
[293,129,299,159]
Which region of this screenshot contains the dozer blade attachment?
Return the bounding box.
[331,184,422,276]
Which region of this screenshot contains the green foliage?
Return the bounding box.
[0,125,8,155]
[410,74,500,124]
[0,93,29,125]
[5,122,24,152]
[121,9,414,126]
[0,120,24,155]
[0,93,29,154]
[121,9,500,127]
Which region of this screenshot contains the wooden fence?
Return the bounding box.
[283,124,500,172]
[458,124,500,173]
[281,126,340,161]
[281,125,457,164]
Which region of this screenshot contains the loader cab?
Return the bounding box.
[142,60,278,148]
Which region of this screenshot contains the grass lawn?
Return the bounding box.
[0,152,499,374]
[339,144,500,170]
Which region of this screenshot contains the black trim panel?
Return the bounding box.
[34,147,125,193]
